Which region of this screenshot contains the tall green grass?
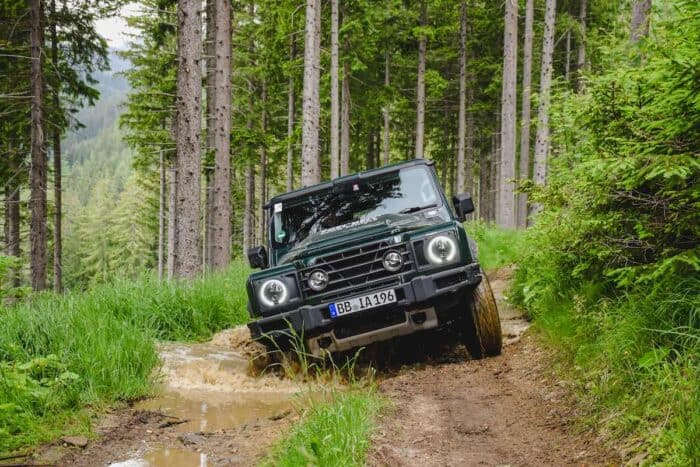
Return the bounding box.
[465,221,525,271]
[263,388,384,467]
[512,245,699,465]
[0,263,251,453]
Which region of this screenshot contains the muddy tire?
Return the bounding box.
[461,271,503,359]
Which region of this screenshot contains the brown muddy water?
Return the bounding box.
[108,328,303,467]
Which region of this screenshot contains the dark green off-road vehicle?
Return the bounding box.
[246,159,502,359]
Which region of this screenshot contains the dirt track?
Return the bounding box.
[42,269,615,466]
[370,268,615,466]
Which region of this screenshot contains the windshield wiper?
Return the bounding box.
[399,203,437,214]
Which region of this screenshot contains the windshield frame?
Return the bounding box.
[267,164,447,256]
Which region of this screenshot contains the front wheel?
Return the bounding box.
[460,271,503,358]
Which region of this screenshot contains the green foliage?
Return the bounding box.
[465,221,526,271]
[264,388,384,467]
[0,263,250,453]
[512,2,700,464]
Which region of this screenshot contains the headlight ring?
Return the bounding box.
[259,279,289,307]
[425,235,458,264]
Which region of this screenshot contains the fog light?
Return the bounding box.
[383,250,404,272]
[308,269,329,291]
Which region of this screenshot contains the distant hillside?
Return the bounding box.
[63,50,131,157]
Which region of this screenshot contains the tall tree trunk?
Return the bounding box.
[258,81,268,246]
[286,35,296,191]
[532,0,557,215]
[382,40,391,165]
[365,128,376,170]
[564,30,571,82]
[4,157,21,288]
[456,0,467,193]
[29,0,46,291]
[243,163,255,251]
[158,150,165,282]
[340,51,351,175]
[479,143,489,221]
[498,0,518,229]
[50,0,62,292]
[575,0,587,92]
[466,85,475,194]
[167,164,177,280]
[210,0,232,269]
[174,0,203,278]
[301,0,321,186]
[517,0,534,228]
[204,0,216,269]
[491,129,500,223]
[630,0,652,44]
[414,0,427,159]
[330,0,340,178]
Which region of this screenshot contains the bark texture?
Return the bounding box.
[158,151,165,282]
[258,82,268,246]
[29,0,46,290]
[210,0,232,269]
[167,164,177,280]
[456,0,468,193]
[518,0,534,228]
[50,2,62,292]
[383,41,391,165]
[4,157,21,287]
[330,0,340,178]
[498,0,518,229]
[630,0,652,44]
[576,0,587,92]
[414,0,427,159]
[286,36,296,191]
[340,53,351,175]
[301,0,321,186]
[174,0,203,278]
[532,0,557,214]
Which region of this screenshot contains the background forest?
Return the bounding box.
[0,0,698,463]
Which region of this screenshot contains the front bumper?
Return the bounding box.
[247,263,482,350]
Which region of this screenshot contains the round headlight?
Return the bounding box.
[382,250,404,272]
[259,279,288,307]
[426,235,457,264]
[308,269,329,291]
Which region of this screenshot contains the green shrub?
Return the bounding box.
[511,3,700,464]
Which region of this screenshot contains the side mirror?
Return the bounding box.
[247,245,268,269]
[453,192,475,221]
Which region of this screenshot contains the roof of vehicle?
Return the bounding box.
[266,158,435,207]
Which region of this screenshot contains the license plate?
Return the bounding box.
[329,289,397,318]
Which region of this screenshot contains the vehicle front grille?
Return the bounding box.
[299,239,414,302]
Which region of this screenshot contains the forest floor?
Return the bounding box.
[36,269,617,466]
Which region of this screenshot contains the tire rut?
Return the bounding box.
[369,268,617,466]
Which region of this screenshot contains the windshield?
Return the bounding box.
[271,166,441,250]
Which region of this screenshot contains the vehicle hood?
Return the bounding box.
[276,210,450,265]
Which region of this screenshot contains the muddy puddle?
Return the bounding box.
[110,327,303,466]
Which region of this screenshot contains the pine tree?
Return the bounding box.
[498,0,518,228]
[174,0,203,278]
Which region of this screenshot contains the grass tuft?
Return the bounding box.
[263,388,384,467]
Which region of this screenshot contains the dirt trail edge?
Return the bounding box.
[369,268,618,467]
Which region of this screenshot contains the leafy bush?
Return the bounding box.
[0,263,250,453]
[512,2,700,464]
